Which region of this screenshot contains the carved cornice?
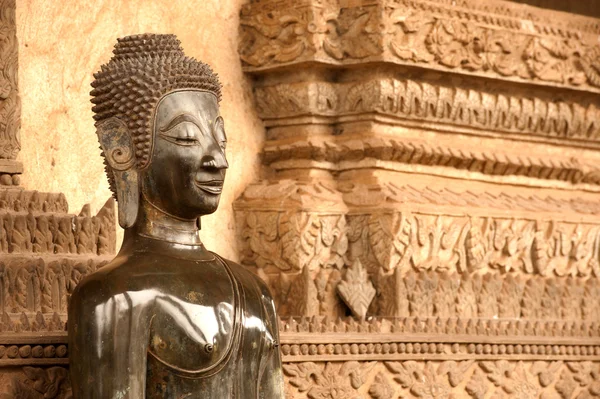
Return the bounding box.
[253,74,600,187]
[234,179,347,212]
[256,78,600,145]
[243,0,600,37]
[240,0,600,93]
[264,135,600,188]
[341,182,600,218]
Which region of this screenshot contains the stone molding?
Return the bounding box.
[264,135,600,188]
[256,79,600,145]
[1,328,599,398]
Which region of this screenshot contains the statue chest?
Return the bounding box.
[143,259,272,398]
[146,259,241,376]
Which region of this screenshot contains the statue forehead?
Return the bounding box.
[155,90,219,126]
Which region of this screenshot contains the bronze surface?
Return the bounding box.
[68,34,284,398]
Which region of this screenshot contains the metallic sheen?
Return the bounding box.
[68,90,284,398]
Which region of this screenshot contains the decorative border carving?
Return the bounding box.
[1,330,598,399]
[242,0,600,36]
[0,343,68,366]
[283,359,600,399]
[344,183,600,277]
[264,135,600,187]
[237,181,600,280]
[255,79,600,144]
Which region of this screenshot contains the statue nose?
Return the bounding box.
[201,150,228,170]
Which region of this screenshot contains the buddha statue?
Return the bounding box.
[68,34,284,398]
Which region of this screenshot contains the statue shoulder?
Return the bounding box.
[69,258,137,311]
[217,256,275,302]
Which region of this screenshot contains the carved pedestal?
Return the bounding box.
[237,0,600,397]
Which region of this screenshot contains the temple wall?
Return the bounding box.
[0,0,599,397]
[15,0,264,259]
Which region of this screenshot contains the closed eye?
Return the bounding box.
[160,122,202,146]
[175,136,198,143]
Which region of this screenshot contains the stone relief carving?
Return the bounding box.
[236,1,600,396]
[337,259,376,320]
[238,182,600,289]
[235,180,347,274]
[0,199,115,256]
[0,0,598,397]
[0,367,71,399]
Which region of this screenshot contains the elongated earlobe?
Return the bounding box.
[111,169,139,228]
[96,118,139,229]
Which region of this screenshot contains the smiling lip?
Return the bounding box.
[194,180,224,195]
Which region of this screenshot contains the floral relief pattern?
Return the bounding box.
[282,361,600,398]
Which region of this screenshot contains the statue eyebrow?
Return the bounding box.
[159,114,204,133]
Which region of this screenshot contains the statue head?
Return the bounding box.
[91,34,226,229]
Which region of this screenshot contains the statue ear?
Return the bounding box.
[96,118,139,229]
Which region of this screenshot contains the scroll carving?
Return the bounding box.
[280,360,600,399]
[0,0,20,160]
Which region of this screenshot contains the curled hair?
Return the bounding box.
[91,34,222,195]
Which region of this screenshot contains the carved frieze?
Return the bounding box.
[235,179,348,274]
[344,183,600,277]
[241,0,600,93]
[238,180,600,280]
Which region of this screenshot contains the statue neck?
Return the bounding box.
[133,197,203,246]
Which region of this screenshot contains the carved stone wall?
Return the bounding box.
[0,0,117,396]
[0,0,21,184]
[1,0,599,397]
[236,0,600,397]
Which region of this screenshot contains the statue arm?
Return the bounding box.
[257,280,285,398]
[68,279,149,399]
